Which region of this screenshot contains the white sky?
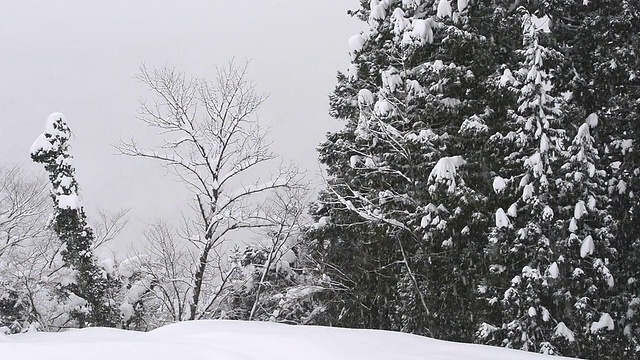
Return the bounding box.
[0,0,364,251]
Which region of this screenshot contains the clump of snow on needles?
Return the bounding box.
[492,176,506,193]
[580,235,595,258]
[495,208,510,229]
[428,156,466,193]
[554,322,575,342]
[410,19,434,44]
[0,320,579,360]
[57,194,81,210]
[590,313,615,333]
[437,0,452,18]
[349,34,366,54]
[30,112,69,156]
[30,134,53,155]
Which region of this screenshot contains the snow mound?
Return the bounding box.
[0,320,578,360]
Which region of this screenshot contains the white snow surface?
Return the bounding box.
[460,116,488,134]
[547,262,560,279]
[348,34,366,54]
[554,322,575,342]
[358,88,375,107]
[30,112,71,157]
[456,0,467,12]
[574,200,587,220]
[410,18,434,44]
[586,112,598,128]
[507,203,518,217]
[0,320,578,360]
[499,68,516,87]
[45,112,67,134]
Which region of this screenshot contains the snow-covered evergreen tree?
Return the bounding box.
[30,113,120,327]
[553,114,619,358]
[477,8,569,354]
[310,0,515,340]
[222,189,328,325]
[548,1,640,355]
[477,8,625,357]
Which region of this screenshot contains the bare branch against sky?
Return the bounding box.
[0,1,364,249]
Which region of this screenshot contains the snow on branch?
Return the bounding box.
[428,156,466,193]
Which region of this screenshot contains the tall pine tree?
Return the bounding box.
[310,0,515,340]
[477,8,622,357]
[30,113,120,327]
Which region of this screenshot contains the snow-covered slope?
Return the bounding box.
[1,320,577,360]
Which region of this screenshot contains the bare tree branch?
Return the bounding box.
[115,60,306,320]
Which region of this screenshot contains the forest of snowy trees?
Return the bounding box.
[307,0,639,357]
[1,0,639,359]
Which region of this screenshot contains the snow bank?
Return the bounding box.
[0,320,578,360]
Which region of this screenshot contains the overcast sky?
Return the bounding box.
[0,0,364,250]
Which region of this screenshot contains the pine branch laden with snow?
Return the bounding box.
[428,156,466,194]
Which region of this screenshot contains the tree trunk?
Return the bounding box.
[189,242,213,320]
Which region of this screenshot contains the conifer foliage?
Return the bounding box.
[30,113,120,327]
[311,0,639,357]
[311,0,507,341]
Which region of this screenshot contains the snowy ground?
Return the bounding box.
[1,320,578,360]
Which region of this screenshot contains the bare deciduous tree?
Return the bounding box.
[91,208,130,251]
[0,166,50,259]
[0,166,71,331]
[117,60,305,320]
[247,187,310,321]
[118,219,192,328]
